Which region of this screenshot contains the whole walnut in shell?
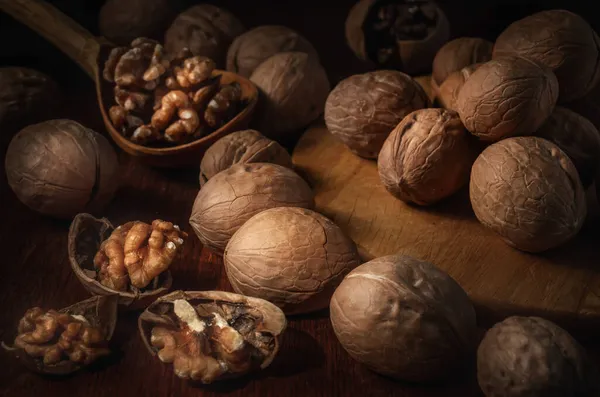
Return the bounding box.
[250,52,330,141]
[164,5,245,68]
[477,316,600,397]
[330,255,477,382]
[325,70,430,159]
[431,37,492,92]
[378,108,477,205]
[5,120,119,219]
[437,63,480,112]
[345,0,450,75]
[470,137,586,253]
[99,0,177,45]
[0,67,60,128]
[226,25,320,78]
[535,107,600,188]
[567,82,600,132]
[224,207,361,315]
[456,57,559,142]
[199,129,293,186]
[190,163,314,254]
[493,10,600,103]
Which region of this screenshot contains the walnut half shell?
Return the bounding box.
[68,213,173,309]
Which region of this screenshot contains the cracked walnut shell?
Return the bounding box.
[2,295,118,375]
[470,137,586,253]
[325,70,430,159]
[224,207,361,315]
[138,290,286,383]
[330,255,477,382]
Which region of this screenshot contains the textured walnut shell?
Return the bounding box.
[477,316,600,397]
[164,5,245,67]
[199,129,293,186]
[0,67,60,129]
[431,37,492,91]
[535,107,600,188]
[190,163,314,254]
[250,52,330,141]
[68,213,173,309]
[378,108,477,205]
[437,63,480,112]
[567,82,600,133]
[226,25,320,78]
[98,0,177,45]
[5,120,119,219]
[330,255,477,382]
[470,137,586,253]
[224,207,361,315]
[325,70,430,159]
[345,0,450,75]
[493,10,600,103]
[2,295,118,375]
[456,57,559,142]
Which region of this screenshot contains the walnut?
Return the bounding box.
[5,120,119,219]
[431,37,492,91]
[330,255,477,382]
[470,137,586,252]
[138,290,286,383]
[173,56,216,89]
[226,25,320,78]
[114,86,153,113]
[199,129,292,186]
[109,105,144,137]
[250,52,330,141]
[325,70,429,159]
[2,296,118,375]
[436,63,480,112]
[493,10,600,103]
[535,107,600,188]
[190,163,314,254]
[148,90,200,144]
[224,207,361,315]
[567,82,600,132]
[456,57,559,142]
[378,108,477,205]
[345,0,450,75]
[204,82,242,129]
[477,316,600,396]
[164,5,245,68]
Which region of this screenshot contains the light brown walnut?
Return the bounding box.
[431,37,492,89]
[148,90,200,143]
[437,64,480,112]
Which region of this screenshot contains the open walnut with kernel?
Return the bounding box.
[68,213,187,309]
[2,296,118,375]
[138,290,287,384]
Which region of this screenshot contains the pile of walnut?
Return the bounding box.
[103,38,245,146]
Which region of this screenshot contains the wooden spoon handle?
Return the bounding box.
[0,0,100,79]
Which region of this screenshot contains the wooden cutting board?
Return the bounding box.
[291,76,600,333]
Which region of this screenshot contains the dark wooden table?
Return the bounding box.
[1,1,600,396]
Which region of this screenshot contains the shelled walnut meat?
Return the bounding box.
[199,129,292,186]
[226,25,320,78]
[2,296,118,375]
[378,108,477,205]
[138,290,286,383]
[493,10,600,103]
[456,57,559,142]
[190,163,314,254]
[345,0,450,75]
[5,119,118,219]
[103,38,246,146]
[437,63,480,112]
[224,207,361,315]
[477,316,600,397]
[325,70,430,159]
[470,137,586,253]
[330,255,477,382]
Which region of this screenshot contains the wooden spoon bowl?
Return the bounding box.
[0,0,259,168]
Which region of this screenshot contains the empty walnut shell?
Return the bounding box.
[68,213,173,309]
[226,25,320,78]
[456,57,559,142]
[470,137,586,253]
[378,108,477,205]
[345,0,450,75]
[493,10,600,103]
[138,290,287,383]
[436,63,480,112]
[199,129,293,186]
[325,70,430,159]
[2,295,118,375]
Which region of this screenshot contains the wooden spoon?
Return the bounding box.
[0,0,259,168]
